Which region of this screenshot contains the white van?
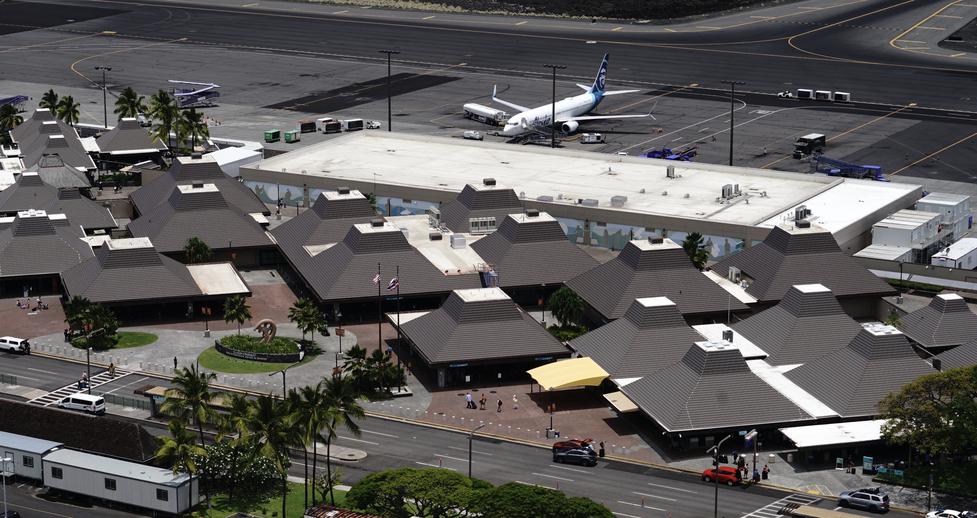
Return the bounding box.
[58,393,106,415]
[0,336,30,354]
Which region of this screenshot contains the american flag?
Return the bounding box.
[372,273,380,285]
[386,277,399,291]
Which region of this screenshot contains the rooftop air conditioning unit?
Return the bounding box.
[610,195,628,208]
[337,186,350,195]
[483,178,496,186]
[191,182,204,188]
[796,219,812,228]
[537,195,554,202]
[794,205,811,221]
[190,152,203,159]
[580,199,599,207]
[429,232,443,241]
[728,266,741,283]
[526,209,540,217]
[722,329,734,342]
[370,218,385,228]
[666,165,676,179]
[649,237,664,244]
[721,184,733,199]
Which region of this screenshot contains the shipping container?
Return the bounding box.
[263,129,281,143]
[284,130,301,143]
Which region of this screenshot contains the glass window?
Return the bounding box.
[156,488,169,501]
[22,456,33,468]
[51,466,63,479]
[105,478,116,491]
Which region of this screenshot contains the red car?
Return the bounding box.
[702,466,740,486]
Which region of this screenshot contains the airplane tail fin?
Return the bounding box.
[590,53,609,97]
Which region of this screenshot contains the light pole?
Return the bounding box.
[269,361,301,398]
[708,434,732,518]
[720,80,745,166]
[468,423,485,479]
[543,64,566,148]
[378,50,400,132]
[1,456,10,517]
[95,65,112,129]
[83,327,104,395]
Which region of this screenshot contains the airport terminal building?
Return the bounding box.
[241,132,921,260]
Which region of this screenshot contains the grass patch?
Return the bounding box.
[71,331,158,350]
[220,334,301,355]
[200,481,346,518]
[197,346,316,374]
[546,324,587,341]
[876,463,977,498]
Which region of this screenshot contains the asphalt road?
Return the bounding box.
[12,0,977,110]
[0,352,918,517]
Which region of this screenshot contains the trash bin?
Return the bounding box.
[768,453,776,464]
[787,453,794,463]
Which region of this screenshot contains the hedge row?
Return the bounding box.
[219,335,300,354]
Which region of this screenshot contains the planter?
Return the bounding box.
[215,339,303,363]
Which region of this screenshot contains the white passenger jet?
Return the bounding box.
[492,54,651,137]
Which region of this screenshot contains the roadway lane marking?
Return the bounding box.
[896,39,926,43]
[515,21,527,25]
[532,472,573,482]
[434,453,468,462]
[612,513,641,518]
[362,429,399,438]
[750,15,774,19]
[917,26,947,30]
[448,446,492,456]
[336,435,379,445]
[242,2,258,6]
[611,26,623,31]
[27,368,59,375]
[935,14,963,17]
[617,500,667,512]
[890,129,977,176]
[952,52,966,56]
[647,482,699,493]
[632,491,677,502]
[7,501,71,517]
[548,464,589,473]
[102,375,150,395]
[416,461,456,470]
[333,10,348,14]
[423,15,435,19]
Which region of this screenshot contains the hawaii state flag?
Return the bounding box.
[372,273,381,285]
[386,277,399,291]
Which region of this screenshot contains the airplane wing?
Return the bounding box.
[600,89,641,96]
[560,112,653,122]
[492,85,530,113]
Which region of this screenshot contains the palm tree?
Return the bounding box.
[342,345,369,391]
[0,104,24,138]
[223,295,251,335]
[216,392,252,502]
[296,383,331,506]
[177,107,208,153]
[682,232,709,270]
[161,364,217,447]
[147,89,178,152]
[55,95,80,126]
[320,374,363,506]
[285,389,312,508]
[184,236,213,264]
[247,395,293,518]
[288,298,319,343]
[39,89,59,111]
[113,86,146,119]
[81,303,119,350]
[156,419,205,515]
[547,286,584,328]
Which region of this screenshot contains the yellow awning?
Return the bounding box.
[527,357,609,390]
[603,391,639,413]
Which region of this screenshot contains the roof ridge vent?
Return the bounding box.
[526,209,539,217]
[337,186,350,195]
[483,178,496,186]
[648,236,664,244]
[370,218,385,228]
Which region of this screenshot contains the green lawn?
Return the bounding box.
[197,346,316,374]
[71,331,158,350]
[201,482,346,517]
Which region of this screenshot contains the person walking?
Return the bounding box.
[497,399,503,412]
[465,392,474,409]
[511,394,518,410]
[108,362,116,378]
[752,468,760,484]
[762,464,770,480]
[598,441,606,458]
[479,393,487,410]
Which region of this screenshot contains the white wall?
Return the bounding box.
[1,449,43,480]
[41,460,189,514]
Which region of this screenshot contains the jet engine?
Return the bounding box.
[560,120,580,133]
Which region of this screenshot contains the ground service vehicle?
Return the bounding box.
[264,129,281,143]
[58,393,106,415]
[581,133,605,143]
[837,489,889,513]
[702,466,740,486]
[794,133,826,158]
[342,119,364,132]
[927,511,975,518]
[366,120,382,129]
[463,103,508,126]
[323,121,342,134]
[553,448,598,466]
[299,119,317,133]
[0,336,29,353]
[463,130,483,141]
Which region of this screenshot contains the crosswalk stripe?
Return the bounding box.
[28,370,132,406]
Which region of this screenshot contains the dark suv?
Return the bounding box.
[553,448,598,466]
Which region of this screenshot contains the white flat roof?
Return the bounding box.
[385,310,429,326]
[509,211,556,224]
[918,192,970,205]
[631,236,681,251]
[794,283,830,294]
[387,215,485,275]
[779,419,886,448]
[693,323,767,359]
[249,132,901,227]
[322,189,366,201]
[187,263,249,296]
[875,209,940,230]
[207,146,261,166]
[43,448,189,486]
[937,293,964,302]
[695,339,737,352]
[854,244,912,261]
[862,322,901,337]
[932,238,977,260]
[760,179,920,233]
[107,237,153,250]
[747,359,838,418]
[703,270,758,304]
[455,287,509,302]
[177,183,219,194]
[0,431,62,454]
[635,296,675,308]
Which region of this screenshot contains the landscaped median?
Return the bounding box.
[198,335,317,374]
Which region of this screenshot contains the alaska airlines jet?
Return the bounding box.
[492,54,650,137]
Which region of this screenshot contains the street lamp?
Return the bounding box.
[543,64,566,148]
[95,65,112,129]
[378,50,400,132]
[83,327,104,395]
[1,456,10,517]
[720,80,745,166]
[707,434,732,518]
[468,423,486,479]
[269,361,301,398]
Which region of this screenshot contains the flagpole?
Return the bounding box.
[396,265,401,367]
[377,262,382,356]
